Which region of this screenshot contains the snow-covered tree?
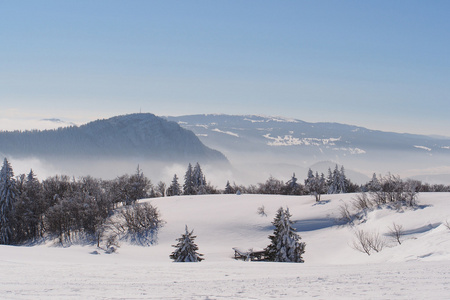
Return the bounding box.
[14,169,44,242]
[366,173,381,192]
[338,165,348,193]
[156,181,166,197]
[170,225,204,262]
[183,163,195,195]
[0,158,17,244]
[224,180,234,194]
[258,176,284,194]
[265,207,305,262]
[305,170,326,201]
[286,173,302,195]
[327,165,348,194]
[193,162,206,194]
[128,165,151,203]
[167,174,181,196]
[327,166,338,194]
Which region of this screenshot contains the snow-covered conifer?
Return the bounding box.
[265,207,305,262]
[193,162,206,194]
[167,174,181,196]
[286,173,301,195]
[14,169,44,241]
[338,165,348,193]
[183,163,195,195]
[170,225,204,262]
[224,180,234,194]
[0,158,17,244]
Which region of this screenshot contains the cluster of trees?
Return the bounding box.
[166,163,217,196]
[223,166,449,200]
[0,159,162,246]
[223,166,357,200]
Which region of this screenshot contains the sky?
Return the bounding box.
[1,1,449,136]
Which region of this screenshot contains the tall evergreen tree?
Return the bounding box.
[338,165,348,194]
[265,207,305,262]
[167,174,181,196]
[183,163,195,195]
[192,162,206,194]
[286,173,303,195]
[224,180,234,194]
[14,169,44,241]
[170,225,204,262]
[0,158,17,245]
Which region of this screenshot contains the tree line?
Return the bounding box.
[0,159,162,246]
[1,157,449,246]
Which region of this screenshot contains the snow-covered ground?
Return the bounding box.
[1,193,450,299]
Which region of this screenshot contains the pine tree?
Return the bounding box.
[183,163,195,195]
[338,165,348,193]
[326,167,334,193]
[167,174,181,196]
[170,225,204,262]
[224,180,234,194]
[14,169,44,242]
[265,207,305,262]
[286,173,301,195]
[193,162,206,194]
[0,158,17,245]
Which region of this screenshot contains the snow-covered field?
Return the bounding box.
[1,193,450,299]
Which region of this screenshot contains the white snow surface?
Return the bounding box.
[263,134,341,147]
[1,193,450,299]
[414,145,432,151]
[211,128,240,137]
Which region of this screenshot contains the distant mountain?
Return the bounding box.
[0,113,228,164]
[165,114,450,184]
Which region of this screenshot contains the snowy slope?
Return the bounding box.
[0,193,450,299]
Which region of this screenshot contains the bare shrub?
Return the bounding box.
[444,220,450,230]
[403,180,419,207]
[338,202,354,224]
[367,231,385,253]
[388,222,404,245]
[352,192,373,211]
[352,230,372,255]
[352,229,385,256]
[257,205,267,217]
[110,202,164,246]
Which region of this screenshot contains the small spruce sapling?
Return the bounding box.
[170,225,204,262]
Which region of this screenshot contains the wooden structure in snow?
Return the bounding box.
[232,248,267,261]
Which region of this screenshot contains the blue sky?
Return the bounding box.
[1,1,449,136]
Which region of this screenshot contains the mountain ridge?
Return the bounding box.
[0,113,228,164]
[165,114,450,183]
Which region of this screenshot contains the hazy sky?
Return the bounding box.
[1,1,449,136]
